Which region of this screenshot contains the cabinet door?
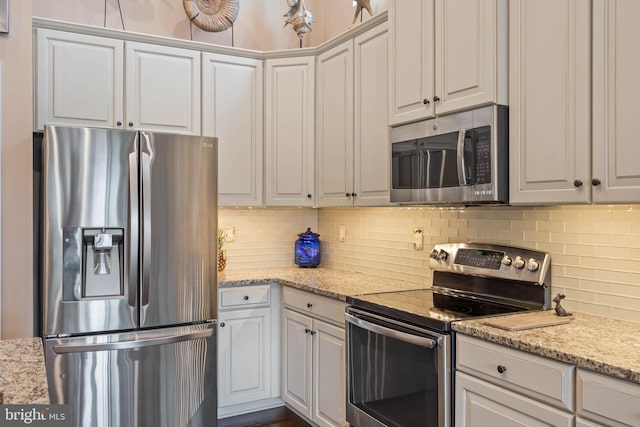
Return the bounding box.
[312,320,345,427]
[592,0,640,203]
[218,308,271,407]
[316,40,354,207]
[35,29,124,130]
[125,42,201,135]
[282,308,313,418]
[388,0,435,125]
[203,53,263,206]
[354,23,390,206]
[456,372,574,427]
[265,57,315,206]
[509,0,591,205]
[435,0,507,115]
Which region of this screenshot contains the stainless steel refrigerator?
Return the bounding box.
[36,125,218,427]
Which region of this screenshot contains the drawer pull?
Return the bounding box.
[243,295,249,301]
[307,303,313,308]
[497,365,507,374]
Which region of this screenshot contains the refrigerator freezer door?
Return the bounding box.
[41,126,140,336]
[45,324,217,427]
[139,132,217,328]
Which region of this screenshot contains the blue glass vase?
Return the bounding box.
[295,228,321,268]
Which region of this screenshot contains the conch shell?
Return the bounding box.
[284,0,313,39]
[352,0,374,24]
[183,0,239,32]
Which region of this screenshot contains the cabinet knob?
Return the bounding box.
[304,328,311,334]
[310,330,316,336]
[307,303,313,308]
[423,98,430,105]
[243,295,249,301]
[307,194,312,199]
[128,122,134,127]
[573,179,583,188]
[345,193,351,198]
[116,121,122,126]
[219,322,226,327]
[351,192,357,197]
[433,96,441,102]
[592,178,602,187]
[497,365,507,374]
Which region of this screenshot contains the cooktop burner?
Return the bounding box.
[347,288,529,332]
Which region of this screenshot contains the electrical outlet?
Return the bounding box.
[412,228,423,250]
[339,225,346,242]
[224,226,236,242]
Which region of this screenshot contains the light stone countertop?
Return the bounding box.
[218,267,426,300]
[453,311,640,385]
[0,337,49,404]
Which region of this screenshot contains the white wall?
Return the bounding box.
[1,0,34,338]
[32,0,388,51]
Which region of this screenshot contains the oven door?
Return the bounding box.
[345,308,451,427]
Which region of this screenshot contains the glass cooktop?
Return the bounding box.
[347,288,530,332]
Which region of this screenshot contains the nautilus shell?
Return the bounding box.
[352,0,374,24]
[183,0,239,32]
[284,0,313,40]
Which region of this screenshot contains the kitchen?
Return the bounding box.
[2,0,640,426]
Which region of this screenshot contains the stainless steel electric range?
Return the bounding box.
[345,243,552,427]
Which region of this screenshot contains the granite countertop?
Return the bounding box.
[453,311,640,385]
[0,337,49,404]
[219,267,426,300]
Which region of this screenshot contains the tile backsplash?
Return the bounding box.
[220,205,640,323]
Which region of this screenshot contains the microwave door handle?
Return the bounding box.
[457,129,468,185]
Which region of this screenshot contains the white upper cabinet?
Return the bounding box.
[125,42,201,135]
[509,0,591,205]
[264,56,315,206]
[388,0,507,126]
[592,0,640,203]
[316,23,390,207]
[35,29,124,130]
[315,40,355,207]
[203,53,263,206]
[35,29,201,135]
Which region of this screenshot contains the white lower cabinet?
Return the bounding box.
[577,369,640,427]
[282,288,346,427]
[217,285,281,418]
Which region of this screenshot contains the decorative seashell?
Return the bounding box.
[183,0,239,32]
[284,0,313,40]
[352,0,374,24]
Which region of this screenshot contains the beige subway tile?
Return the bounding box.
[579,279,613,293]
[578,209,614,222]
[552,254,581,267]
[580,234,614,246]
[611,259,640,273]
[565,266,596,279]
[536,221,565,233]
[609,308,640,324]
[550,232,581,244]
[595,269,631,284]
[524,209,551,221]
[596,293,640,310]
[498,210,525,220]
[577,302,613,318]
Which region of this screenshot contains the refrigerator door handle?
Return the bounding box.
[140,134,152,311]
[51,328,214,354]
[128,150,139,309]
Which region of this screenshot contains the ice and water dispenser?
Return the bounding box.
[63,227,125,299]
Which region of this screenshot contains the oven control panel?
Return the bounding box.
[429,243,551,285]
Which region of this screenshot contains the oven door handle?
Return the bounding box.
[345,312,437,349]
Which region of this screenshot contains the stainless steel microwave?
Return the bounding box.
[391,105,508,205]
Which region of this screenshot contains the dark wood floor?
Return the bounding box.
[218,406,312,427]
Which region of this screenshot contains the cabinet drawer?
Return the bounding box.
[219,285,270,309]
[282,287,346,325]
[456,334,575,411]
[578,369,640,427]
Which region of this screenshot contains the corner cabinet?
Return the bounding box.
[35,28,201,135]
[388,0,507,126]
[217,285,281,418]
[510,0,640,205]
[202,53,263,206]
[264,56,315,206]
[282,287,346,427]
[316,23,390,207]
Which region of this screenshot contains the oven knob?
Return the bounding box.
[429,249,439,260]
[527,258,540,272]
[437,250,449,261]
[513,256,525,269]
[501,256,512,266]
